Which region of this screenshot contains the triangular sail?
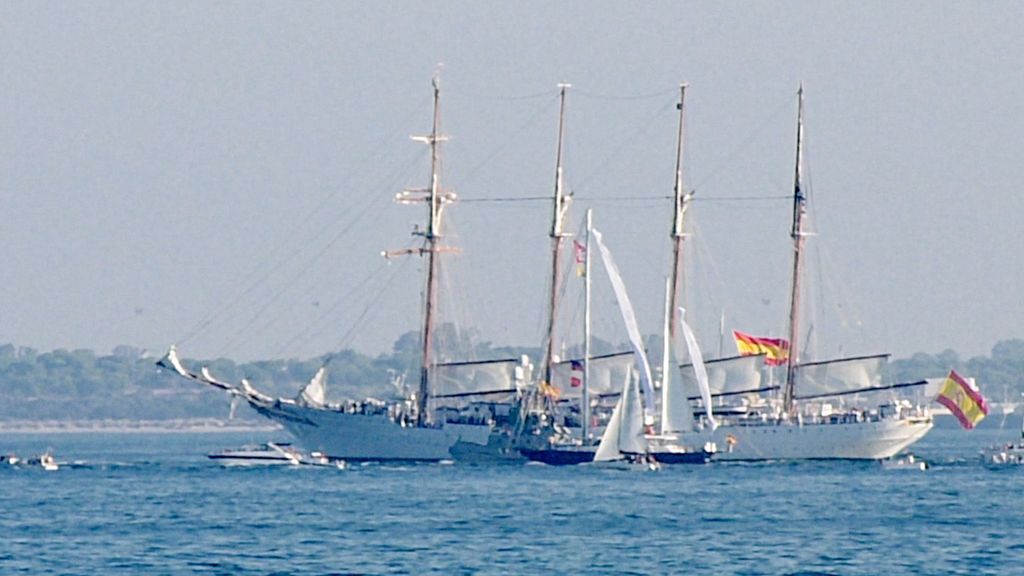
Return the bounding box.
[617,373,648,454]
[593,389,625,462]
[594,372,648,461]
[297,366,327,407]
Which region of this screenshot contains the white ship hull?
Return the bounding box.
[681,416,934,461]
[254,402,517,462]
[256,402,458,461]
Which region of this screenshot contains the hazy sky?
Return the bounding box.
[2,2,1022,363]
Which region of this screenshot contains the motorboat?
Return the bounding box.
[880,453,928,471]
[982,443,1024,466]
[26,452,58,471]
[981,396,1024,466]
[208,442,345,468]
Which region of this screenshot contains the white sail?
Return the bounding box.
[793,354,889,400]
[591,228,656,423]
[618,371,649,454]
[593,392,625,462]
[297,366,327,407]
[201,366,238,391]
[681,355,765,397]
[430,359,518,407]
[661,281,693,434]
[676,307,716,430]
[550,352,632,399]
[594,371,648,461]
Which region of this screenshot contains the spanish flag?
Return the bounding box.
[936,369,988,430]
[733,330,790,366]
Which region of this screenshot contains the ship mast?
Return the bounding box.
[543,84,572,386]
[393,76,450,427]
[783,85,807,414]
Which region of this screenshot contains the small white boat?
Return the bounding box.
[1,454,20,466]
[26,452,58,471]
[981,399,1024,466]
[982,444,1024,466]
[880,453,927,471]
[208,442,344,468]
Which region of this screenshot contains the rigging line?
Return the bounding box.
[449,86,561,102]
[576,97,678,191]
[460,95,560,185]
[264,254,396,358]
[177,98,431,346]
[278,254,411,360]
[188,147,428,351]
[573,86,680,101]
[689,91,796,193]
[329,244,418,355]
[213,166,412,360]
[460,196,551,203]
[461,194,791,204]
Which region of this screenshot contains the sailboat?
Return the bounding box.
[591,357,661,471]
[519,214,671,467]
[675,86,935,461]
[646,84,718,464]
[159,78,527,462]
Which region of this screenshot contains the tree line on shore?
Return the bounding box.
[0,334,1021,422]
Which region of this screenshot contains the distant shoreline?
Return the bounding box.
[0,419,282,434]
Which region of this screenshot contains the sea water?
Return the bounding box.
[1,417,1021,575]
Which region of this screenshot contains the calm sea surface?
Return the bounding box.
[1,416,1021,575]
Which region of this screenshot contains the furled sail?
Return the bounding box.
[591,229,656,422]
[430,358,519,407]
[550,352,633,399]
[792,354,890,400]
[680,354,765,398]
[157,346,232,391]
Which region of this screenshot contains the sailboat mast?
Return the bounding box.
[668,83,688,343]
[582,208,593,442]
[783,85,807,414]
[544,84,571,386]
[418,77,445,426]
[663,84,688,434]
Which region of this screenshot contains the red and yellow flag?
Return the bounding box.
[936,369,988,430]
[733,330,790,366]
[573,240,586,277]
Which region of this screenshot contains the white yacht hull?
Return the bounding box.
[681,416,934,461]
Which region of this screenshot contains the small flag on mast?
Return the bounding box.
[569,359,583,388]
[936,369,988,430]
[733,330,790,366]
[573,240,586,277]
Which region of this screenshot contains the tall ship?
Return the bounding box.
[159,78,526,462]
[517,85,712,465]
[673,86,934,461]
